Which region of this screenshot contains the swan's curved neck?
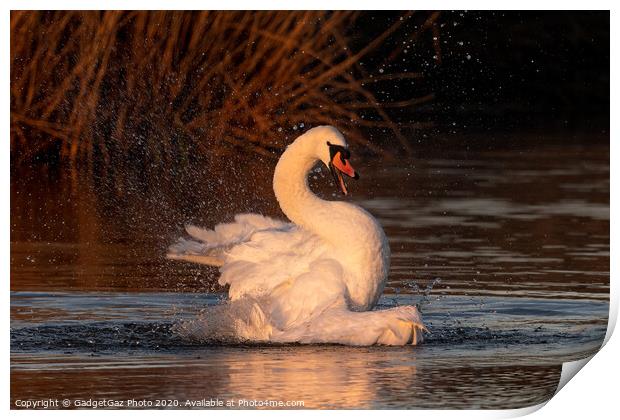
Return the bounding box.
[273,139,334,239]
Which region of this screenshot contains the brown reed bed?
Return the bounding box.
[10,11,438,176]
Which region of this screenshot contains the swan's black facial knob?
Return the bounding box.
[326,141,359,195]
[327,141,350,163]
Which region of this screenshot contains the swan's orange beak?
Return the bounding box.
[329,151,359,196]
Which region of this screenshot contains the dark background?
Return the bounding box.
[356,11,609,146]
[434,11,609,132]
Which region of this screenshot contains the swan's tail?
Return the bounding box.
[271,305,426,346]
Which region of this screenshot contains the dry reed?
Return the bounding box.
[10,11,438,172]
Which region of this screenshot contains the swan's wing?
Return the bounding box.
[218,226,330,302]
[166,213,291,267]
[169,213,343,325]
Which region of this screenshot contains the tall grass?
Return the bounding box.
[10,11,438,173]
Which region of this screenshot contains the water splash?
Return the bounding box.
[173,296,275,344]
[404,277,443,311]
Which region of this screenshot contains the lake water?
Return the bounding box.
[10,142,609,409]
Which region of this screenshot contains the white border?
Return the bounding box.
[4,2,616,419]
[2,0,618,10]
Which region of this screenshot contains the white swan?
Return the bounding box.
[167,125,425,345]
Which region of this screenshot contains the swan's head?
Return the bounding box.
[326,140,359,195]
[304,125,359,195]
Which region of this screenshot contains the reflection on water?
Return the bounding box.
[11,351,560,409]
[10,143,609,409]
[11,291,606,408]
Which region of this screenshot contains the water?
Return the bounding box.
[11,143,609,409]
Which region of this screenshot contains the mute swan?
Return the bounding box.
[167,125,425,345]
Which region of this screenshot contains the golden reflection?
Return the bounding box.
[12,351,563,409]
[11,349,419,409]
